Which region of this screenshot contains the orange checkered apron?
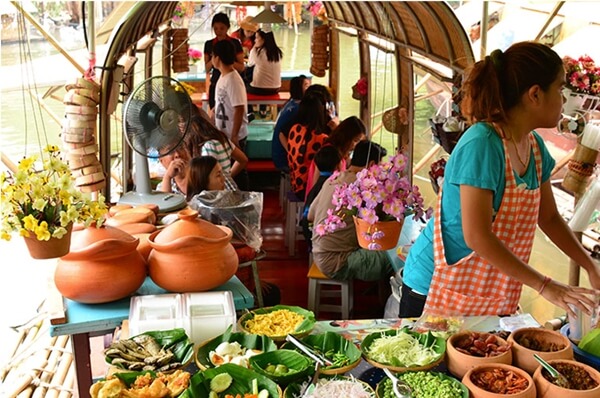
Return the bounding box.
[423,134,542,316]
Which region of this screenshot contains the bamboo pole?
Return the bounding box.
[42,343,73,398]
[1,151,19,174]
[32,335,69,398]
[1,329,26,381]
[413,143,442,175]
[57,364,75,398]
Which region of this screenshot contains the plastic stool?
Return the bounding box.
[307,263,353,319]
[284,191,304,256]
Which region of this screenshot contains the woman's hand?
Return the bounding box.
[166,158,186,179]
[541,279,600,319]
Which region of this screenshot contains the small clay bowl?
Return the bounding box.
[533,359,600,397]
[507,327,573,374]
[462,363,536,398]
[446,331,513,379]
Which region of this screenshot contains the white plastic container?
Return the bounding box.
[182,291,236,346]
[129,293,184,336]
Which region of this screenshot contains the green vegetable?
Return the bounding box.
[208,392,219,398]
[252,378,258,395]
[265,364,276,374]
[274,364,289,375]
[210,372,233,393]
[367,330,441,366]
[579,328,600,357]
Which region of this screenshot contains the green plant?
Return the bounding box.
[0,145,107,241]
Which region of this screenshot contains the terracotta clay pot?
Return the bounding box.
[353,216,403,251]
[134,233,152,262]
[148,209,238,292]
[462,363,536,398]
[108,204,133,217]
[55,225,147,304]
[23,223,73,259]
[533,359,600,397]
[507,327,573,374]
[446,331,513,379]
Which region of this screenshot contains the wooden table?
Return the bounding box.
[49,276,254,398]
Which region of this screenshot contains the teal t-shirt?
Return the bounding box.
[402,122,556,295]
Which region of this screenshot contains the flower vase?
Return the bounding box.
[563,88,587,115]
[188,63,197,75]
[353,216,403,251]
[23,223,73,259]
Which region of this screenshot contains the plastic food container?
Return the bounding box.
[129,291,236,346]
[182,291,236,346]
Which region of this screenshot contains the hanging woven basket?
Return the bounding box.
[171,28,190,73]
[310,25,329,77]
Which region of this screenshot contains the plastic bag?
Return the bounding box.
[189,190,263,251]
[428,116,467,154]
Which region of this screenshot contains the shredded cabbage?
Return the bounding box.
[299,378,373,398]
[367,332,439,366]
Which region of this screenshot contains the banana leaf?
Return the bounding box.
[196,325,278,369]
[238,305,316,340]
[249,349,314,385]
[360,327,446,367]
[106,328,194,369]
[179,363,280,398]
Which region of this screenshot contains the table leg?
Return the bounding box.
[72,332,92,398]
[251,260,264,308]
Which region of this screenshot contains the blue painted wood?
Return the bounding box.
[49,276,254,337]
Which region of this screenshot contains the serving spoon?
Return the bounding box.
[383,368,412,398]
[533,353,569,389]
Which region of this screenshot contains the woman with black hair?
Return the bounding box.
[185,114,248,191]
[247,30,283,103]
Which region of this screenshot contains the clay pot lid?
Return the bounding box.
[153,209,229,244]
[117,222,157,235]
[70,224,137,250]
[105,207,156,227]
[109,204,132,216]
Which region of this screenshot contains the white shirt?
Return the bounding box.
[214,71,249,141]
[248,47,281,90]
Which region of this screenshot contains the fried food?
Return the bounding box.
[89,370,191,398]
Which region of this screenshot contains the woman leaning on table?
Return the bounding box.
[398,41,600,319]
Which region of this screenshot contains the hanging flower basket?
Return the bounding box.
[353,216,402,251]
[23,223,73,259]
[429,116,467,154]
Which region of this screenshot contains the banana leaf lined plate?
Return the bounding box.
[195,325,278,370]
[180,363,282,398]
[281,331,362,375]
[375,371,468,398]
[249,349,314,386]
[105,328,194,372]
[360,328,446,372]
[237,305,316,342]
[283,375,375,398]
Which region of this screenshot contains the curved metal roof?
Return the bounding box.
[323,1,474,73]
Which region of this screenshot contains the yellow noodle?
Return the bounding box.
[244,309,305,336]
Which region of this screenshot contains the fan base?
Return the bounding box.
[119,191,187,213]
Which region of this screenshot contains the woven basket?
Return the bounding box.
[171,28,190,73]
[310,25,329,77]
[383,107,407,135]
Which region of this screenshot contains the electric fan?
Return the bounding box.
[119,76,192,212]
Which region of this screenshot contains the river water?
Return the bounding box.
[0,16,593,325]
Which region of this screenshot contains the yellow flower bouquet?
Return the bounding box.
[0,145,108,245]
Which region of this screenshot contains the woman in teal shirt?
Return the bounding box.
[399,42,600,318]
